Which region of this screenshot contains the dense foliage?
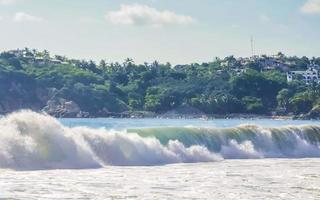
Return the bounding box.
[1,49,320,116]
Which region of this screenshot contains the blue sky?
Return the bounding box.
[0,0,319,64]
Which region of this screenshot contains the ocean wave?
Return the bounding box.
[0,111,220,170]
[0,110,320,170]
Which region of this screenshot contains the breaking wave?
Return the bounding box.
[1,110,320,170]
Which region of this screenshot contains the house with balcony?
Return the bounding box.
[287,67,319,84]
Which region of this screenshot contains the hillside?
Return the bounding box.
[1,48,320,118]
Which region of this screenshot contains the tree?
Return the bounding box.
[242,96,265,114]
[99,60,107,70]
[8,58,22,70]
[289,92,313,114]
[1,48,319,117]
[42,50,50,60]
[246,61,262,71]
[144,94,161,112]
[190,93,242,114]
[277,89,290,111]
[230,69,286,110]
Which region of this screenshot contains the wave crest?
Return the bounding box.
[0,111,220,170]
[1,110,320,170]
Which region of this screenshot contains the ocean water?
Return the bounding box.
[0,110,320,199]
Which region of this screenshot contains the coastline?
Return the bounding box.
[2,108,319,120]
[93,112,298,120]
[0,110,302,120]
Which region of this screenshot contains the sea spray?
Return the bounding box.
[0,110,220,170]
[1,110,320,170]
[130,125,320,158]
[0,110,101,169]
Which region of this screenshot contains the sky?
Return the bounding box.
[0,0,319,64]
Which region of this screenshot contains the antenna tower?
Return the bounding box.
[251,36,255,57]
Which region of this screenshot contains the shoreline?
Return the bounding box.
[101,113,296,120]
[1,110,316,120]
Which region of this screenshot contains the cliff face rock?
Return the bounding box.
[42,98,89,118]
[0,80,42,114]
[38,88,90,118]
[0,99,41,114]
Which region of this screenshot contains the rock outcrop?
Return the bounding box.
[42,98,89,118]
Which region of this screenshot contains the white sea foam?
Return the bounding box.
[0,110,220,169]
[220,140,263,159]
[0,110,320,170]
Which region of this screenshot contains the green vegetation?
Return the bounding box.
[1,48,320,117]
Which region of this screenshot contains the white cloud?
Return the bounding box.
[13,12,43,23]
[301,0,320,14]
[259,14,271,23]
[106,4,195,27]
[0,0,16,5]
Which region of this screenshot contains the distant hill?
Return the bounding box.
[1,48,320,118]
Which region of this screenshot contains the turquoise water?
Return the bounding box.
[60,117,320,129]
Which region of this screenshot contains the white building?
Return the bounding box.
[50,59,62,65]
[233,68,247,75]
[287,68,319,84]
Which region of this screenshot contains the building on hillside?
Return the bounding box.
[250,55,260,61]
[61,61,69,65]
[35,57,46,65]
[237,57,251,66]
[7,49,35,59]
[34,57,69,65]
[259,56,290,72]
[287,67,319,84]
[233,68,247,75]
[50,59,62,65]
[7,49,25,57]
[310,62,320,70]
